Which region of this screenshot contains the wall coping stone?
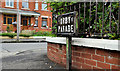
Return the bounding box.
[45,37,120,51]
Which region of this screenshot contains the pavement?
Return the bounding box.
[0,42,65,70]
[0,36,50,43]
[1,38,46,43]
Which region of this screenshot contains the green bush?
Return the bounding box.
[21,30,36,35]
[33,31,56,37]
[19,34,31,37]
[6,26,10,32]
[8,34,16,38]
[0,33,16,38]
[0,31,56,38]
[6,25,13,32]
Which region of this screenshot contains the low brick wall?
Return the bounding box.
[47,42,120,70]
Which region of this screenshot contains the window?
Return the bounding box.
[42,3,47,10]
[21,16,30,26]
[42,18,47,28]
[8,18,12,24]
[23,20,27,26]
[28,18,31,25]
[4,17,6,24]
[3,14,16,24]
[35,0,38,10]
[34,20,38,27]
[6,0,14,7]
[22,0,29,8]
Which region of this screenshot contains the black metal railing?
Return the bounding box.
[52,1,120,39]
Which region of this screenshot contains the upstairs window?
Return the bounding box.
[6,0,14,7]
[42,3,47,10]
[22,0,29,8]
[35,0,38,10]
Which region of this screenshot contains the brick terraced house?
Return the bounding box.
[0,0,52,32]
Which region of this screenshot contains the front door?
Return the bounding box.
[6,17,14,31]
[22,18,28,30]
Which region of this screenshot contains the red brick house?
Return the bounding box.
[0,0,52,32]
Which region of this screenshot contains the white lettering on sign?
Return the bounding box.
[58,14,75,34]
[71,17,73,22]
[58,26,60,32]
[60,18,62,24]
[65,17,67,24]
[68,25,70,32]
[58,25,74,33]
[63,17,65,24]
[59,16,73,25]
[57,12,78,36]
[68,17,71,23]
[71,25,73,32]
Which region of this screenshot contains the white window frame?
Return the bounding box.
[35,0,38,10]
[5,0,14,7]
[34,18,38,27]
[41,18,48,28]
[41,3,47,11]
[22,0,29,9]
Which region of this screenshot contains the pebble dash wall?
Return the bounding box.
[47,42,120,70]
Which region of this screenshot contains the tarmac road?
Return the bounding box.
[0,42,65,70]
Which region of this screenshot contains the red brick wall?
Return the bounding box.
[0,2,1,7]
[47,42,120,70]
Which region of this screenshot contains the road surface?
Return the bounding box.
[0,42,65,70]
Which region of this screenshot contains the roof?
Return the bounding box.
[0,8,40,17]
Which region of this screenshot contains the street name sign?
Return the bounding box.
[57,11,78,70]
[57,11,78,36]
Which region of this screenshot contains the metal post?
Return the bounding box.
[95,0,97,32]
[66,36,72,70]
[118,1,120,34]
[109,1,112,33]
[89,0,91,36]
[17,0,19,41]
[102,1,104,37]
[84,1,86,34]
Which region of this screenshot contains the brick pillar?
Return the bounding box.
[38,17,41,30]
[0,0,2,32]
[0,0,2,8]
[50,17,52,28]
[0,13,2,32]
[48,17,49,29]
[31,17,35,30]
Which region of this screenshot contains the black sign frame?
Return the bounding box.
[57,11,78,36]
